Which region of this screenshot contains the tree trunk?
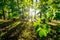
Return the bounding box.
[2,8,5,20]
[17,0,20,19]
[34,0,37,19]
[34,10,36,19]
[40,12,42,18]
[8,12,10,20]
[22,7,24,19]
[2,0,5,20]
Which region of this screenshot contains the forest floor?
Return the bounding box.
[18,21,37,40]
[0,20,60,40]
[0,20,38,40]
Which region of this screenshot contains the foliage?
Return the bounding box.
[54,12,60,20]
[33,18,51,37]
[0,0,60,40]
[33,0,60,38]
[38,0,60,21]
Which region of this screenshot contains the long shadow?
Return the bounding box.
[0,22,24,40]
[8,22,24,40]
[0,20,15,35]
[0,21,37,40]
[0,20,14,28]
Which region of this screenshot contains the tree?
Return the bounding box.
[0,0,6,20]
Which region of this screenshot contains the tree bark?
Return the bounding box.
[2,9,5,20]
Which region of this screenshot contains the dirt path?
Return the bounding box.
[18,21,37,40]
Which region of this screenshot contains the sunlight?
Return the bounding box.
[0,0,60,40]
[30,7,35,16]
[29,7,39,16]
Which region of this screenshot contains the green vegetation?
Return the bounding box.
[33,18,51,37]
[0,0,60,40]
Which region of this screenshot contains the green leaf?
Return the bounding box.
[37,27,41,32]
[33,22,37,28]
[39,29,47,37]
